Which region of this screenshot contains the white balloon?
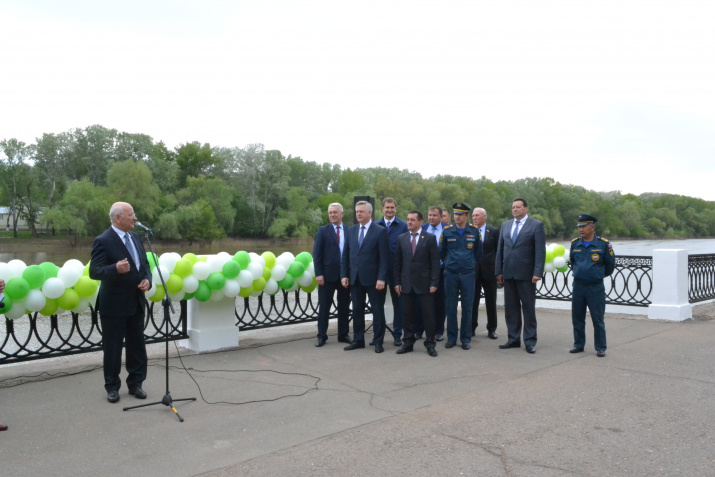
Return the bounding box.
[152,266,170,284]
[8,259,27,277]
[207,255,228,273]
[217,251,232,261]
[237,270,254,288]
[298,271,314,287]
[553,256,566,268]
[182,275,199,293]
[264,278,279,296]
[547,243,557,252]
[223,279,240,297]
[145,283,157,299]
[210,289,224,301]
[0,263,16,281]
[251,290,263,297]
[158,253,179,273]
[41,277,66,299]
[271,265,287,282]
[247,262,263,280]
[73,298,90,314]
[169,291,186,302]
[88,289,99,307]
[249,253,266,268]
[287,281,301,293]
[57,266,81,288]
[5,301,27,320]
[26,289,47,312]
[307,262,315,275]
[544,262,556,273]
[192,261,211,280]
[63,259,85,272]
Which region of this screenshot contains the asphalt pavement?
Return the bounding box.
[1,304,713,477]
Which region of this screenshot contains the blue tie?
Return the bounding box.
[511,220,520,243]
[358,226,365,248]
[124,233,139,270]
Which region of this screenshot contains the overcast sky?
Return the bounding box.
[2,0,714,200]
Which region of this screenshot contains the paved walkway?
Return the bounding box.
[1,306,713,476]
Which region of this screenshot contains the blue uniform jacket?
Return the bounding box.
[439,224,482,273]
[569,235,616,283]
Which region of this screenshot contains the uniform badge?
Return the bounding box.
[591,253,600,262]
[467,242,474,249]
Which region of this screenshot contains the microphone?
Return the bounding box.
[135,221,153,233]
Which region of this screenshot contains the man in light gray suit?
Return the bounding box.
[495,198,546,354]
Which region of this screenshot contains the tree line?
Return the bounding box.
[1,124,714,242]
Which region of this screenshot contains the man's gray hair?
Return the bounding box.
[109,204,124,223]
[355,200,373,214]
[328,203,344,212]
[474,207,487,217]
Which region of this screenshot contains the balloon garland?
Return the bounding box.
[543,243,569,274]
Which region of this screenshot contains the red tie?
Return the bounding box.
[336,225,340,242]
[411,233,418,256]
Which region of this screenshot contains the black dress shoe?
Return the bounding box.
[337,335,352,344]
[597,350,606,357]
[396,345,414,354]
[315,337,327,347]
[499,341,521,349]
[344,341,365,351]
[427,347,438,357]
[445,342,455,349]
[461,343,470,350]
[129,387,147,399]
[435,334,444,341]
[488,331,498,340]
[526,345,536,354]
[375,344,384,353]
[394,338,402,347]
[107,390,120,403]
[569,347,584,354]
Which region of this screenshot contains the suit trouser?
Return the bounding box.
[100,307,148,392]
[316,279,351,340]
[571,279,607,352]
[350,277,387,345]
[416,270,445,335]
[503,279,537,346]
[472,271,498,334]
[402,291,436,348]
[444,270,475,345]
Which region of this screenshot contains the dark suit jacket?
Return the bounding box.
[495,217,546,280]
[341,222,390,286]
[476,224,499,278]
[394,231,440,294]
[313,223,344,282]
[375,216,408,284]
[89,227,152,317]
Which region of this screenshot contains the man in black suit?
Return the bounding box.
[471,207,499,340]
[90,202,152,403]
[495,198,546,354]
[341,200,390,353]
[394,211,440,357]
[419,206,448,341]
[374,197,408,346]
[313,203,351,347]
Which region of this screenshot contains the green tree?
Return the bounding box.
[43,179,111,245]
[175,142,222,188]
[177,175,236,234]
[0,138,34,236]
[106,160,163,221]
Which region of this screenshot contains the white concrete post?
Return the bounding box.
[648,249,692,321]
[181,298,240,352]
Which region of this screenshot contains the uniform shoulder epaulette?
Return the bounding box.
[468,223,474,227]
[444,224,452,230]
[599,237,609,242]
[571,237,579,242]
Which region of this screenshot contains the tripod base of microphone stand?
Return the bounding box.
[123,393,197,422]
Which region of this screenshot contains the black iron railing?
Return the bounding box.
[0,301,187,365]
[536,255,653,307]
[688,254,715,303]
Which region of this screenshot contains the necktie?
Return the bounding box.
[386,220,391,228]
[511,220,520,243]
[411,233,418,256]
[481,227,485,242]
[431,226,437,235]
[336,225,340,242]
[124,233,139,269]
[358,226,365,248]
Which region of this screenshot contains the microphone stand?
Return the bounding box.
[123,227,196,422]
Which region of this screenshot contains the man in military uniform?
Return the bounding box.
[439,203,482,350]
[569,214,616,357]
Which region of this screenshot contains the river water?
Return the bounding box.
[0,237,712,266]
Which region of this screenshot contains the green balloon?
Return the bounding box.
[252,277,266,291]
[22,265,47,289]
[74,276,98,297]
[295,252,312,266]
[83,262,90,276]
[557,264,569,273]
[287,261,306,278]
[0,295,13,314]
[222,260,241,279]
[6,277,30,300]
[39,262,60,279]
[233,251,251,270]
[166,274,184,294]
[277,274,294,290]
[40,298,59,317]
[183,291,195,301]
[261,266,271,281]
[146,252,159,271]
[207,272,226,291]
[553,244,566,257]
[301,282,317,293]
[261,251,277,269]
[545,250,555,263]
[149,285,165,303]
[238,284,254,297]
[182,253,199,264]
[194,281,212,302]
[174,259,193,278]
[57,288,80,310]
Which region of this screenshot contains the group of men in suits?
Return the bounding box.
[313,197,549,356]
